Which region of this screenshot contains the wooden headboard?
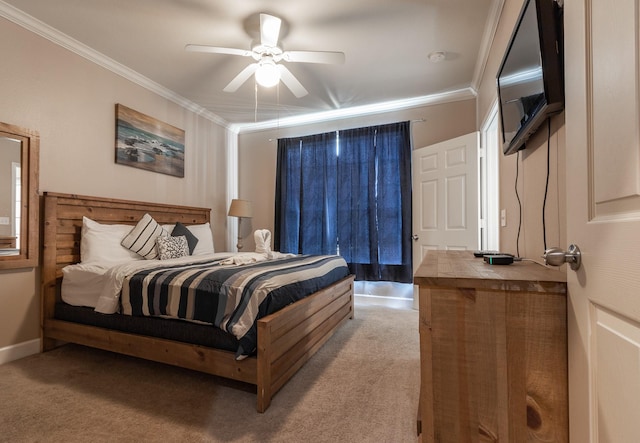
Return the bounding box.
[40,192,211,329]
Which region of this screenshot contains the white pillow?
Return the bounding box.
[121,213,168,260]
[189,223,215,255]
[80,217,140,264]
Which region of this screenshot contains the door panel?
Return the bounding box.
[592,306,640,442]
[445,174,467,230]
[565,0,640,441]
[591,0,640,212]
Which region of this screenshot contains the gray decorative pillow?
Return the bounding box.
[171,222,199,254]
[156,235,189,260]
[121,213,167,260]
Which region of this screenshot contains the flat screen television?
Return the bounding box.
[497,0,564,155]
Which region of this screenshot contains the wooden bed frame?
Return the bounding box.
[40,192,355,412]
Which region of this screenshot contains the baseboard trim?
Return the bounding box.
[0,338,41,365]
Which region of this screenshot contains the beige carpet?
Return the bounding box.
[0,301,419,443]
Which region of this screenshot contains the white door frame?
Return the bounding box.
[479,100,500,251]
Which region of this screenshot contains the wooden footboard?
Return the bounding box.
[257,274,354,412]
[41,192,354,412]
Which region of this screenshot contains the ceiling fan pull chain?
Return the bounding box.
[254,82,258,122]
[276,83,280,139]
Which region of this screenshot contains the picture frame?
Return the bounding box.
[115,104,185,177]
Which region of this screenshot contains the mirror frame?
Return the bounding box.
[0,122,39,270]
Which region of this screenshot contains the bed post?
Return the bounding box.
[41,193,58,352]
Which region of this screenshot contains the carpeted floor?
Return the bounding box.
[0,301,419,443]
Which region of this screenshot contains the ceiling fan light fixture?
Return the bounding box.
[186,13,343,96]
[255,59,281,87]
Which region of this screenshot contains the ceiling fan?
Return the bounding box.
[185,13,345,98]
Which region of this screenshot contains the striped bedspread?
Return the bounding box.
[120,254,350,358]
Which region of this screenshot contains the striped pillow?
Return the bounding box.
[121,213,167,260]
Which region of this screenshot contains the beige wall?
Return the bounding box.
[497,114,566,257]
[237,99,477,251]
[0,18,230,349]
[477,0,566,258]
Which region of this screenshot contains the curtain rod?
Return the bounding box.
[268,119,426,141]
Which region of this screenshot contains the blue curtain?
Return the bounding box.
[274,132,338,255]
[275,122,412,282]
[337,122,412,282]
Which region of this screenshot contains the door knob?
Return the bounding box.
[542,244,582,270]
[412,234,419,241]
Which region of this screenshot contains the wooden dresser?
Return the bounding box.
[414,251,568,443]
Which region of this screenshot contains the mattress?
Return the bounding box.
[54,302,240,353]
[61,263,110,307]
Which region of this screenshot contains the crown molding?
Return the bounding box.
[471,0,506,92]
[231,87,477,134]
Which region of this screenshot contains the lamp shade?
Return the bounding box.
[228,199,253,218]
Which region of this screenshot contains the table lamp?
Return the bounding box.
[228,199,253,251]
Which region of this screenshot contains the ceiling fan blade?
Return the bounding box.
[260,13,281,47]
[185,44,252,57]
[223,63,258,92]
[277,64,308,98]
[282,50,346,65]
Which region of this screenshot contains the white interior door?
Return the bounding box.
[411,132,479,271]
[565,1,640,441]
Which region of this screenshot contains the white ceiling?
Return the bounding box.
[1,0,500,129]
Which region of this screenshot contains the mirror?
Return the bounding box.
[0,122,39,270]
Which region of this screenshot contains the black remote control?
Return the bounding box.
[473,250,502,257]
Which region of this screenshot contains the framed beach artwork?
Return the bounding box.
[115,104,185,177]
